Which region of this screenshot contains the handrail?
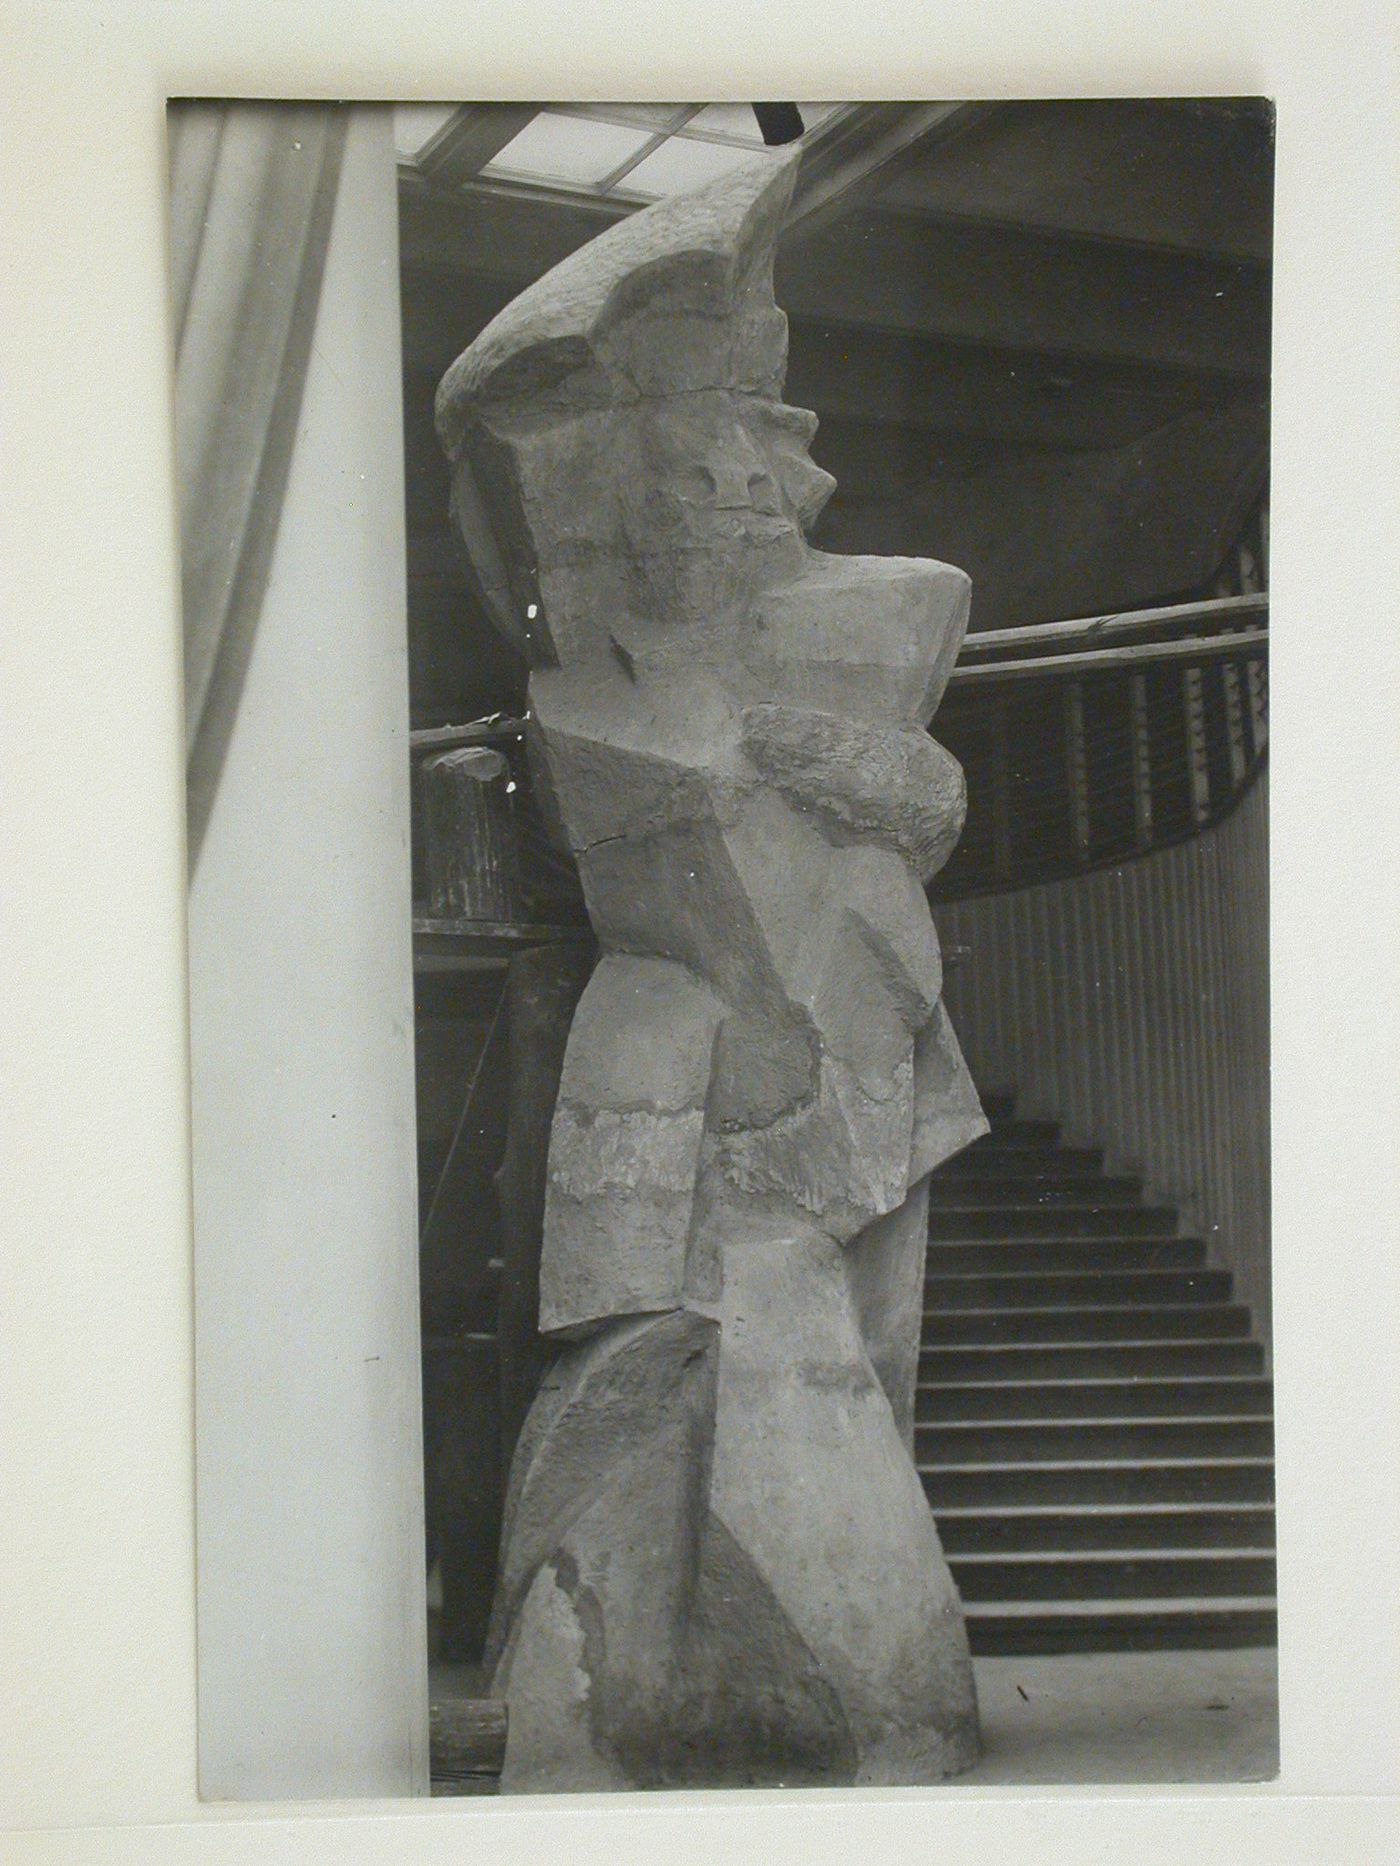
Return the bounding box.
[410,715,527,754]
[947,626,1267,686]
[958,592,1266,660]
[406,591,1269,915]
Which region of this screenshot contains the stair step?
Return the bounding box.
[964,1598,1278,1655]
[917,1416,1274,1463]
[949,1549,1276,1602]
[922,1303,1253,1345]
[974,1118,1061,1145]
[926,1237,1208,1273]
[934,1502,1277,1553]
[923,1457,1274,1508]
[919,1339,1266,1380]
[931,1094,1277,1654]
[927,1176,1144,1207]
[940,1145,1105,1179]
[926,1269,1232,1307]
[928,1204,1178,1239]
[917,1377,1273,1422]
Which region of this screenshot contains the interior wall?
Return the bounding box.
[936,770,1271,1352]
[810,400,1268,629]
[186,107,429,1799]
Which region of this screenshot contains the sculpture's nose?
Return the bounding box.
[691,423,782,513]
[706,455,781,513]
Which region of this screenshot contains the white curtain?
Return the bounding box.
[170,100,347,864]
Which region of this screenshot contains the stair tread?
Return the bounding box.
[918,1376,1268,1390]
[919,1456,1274,1472]
[930,1202,1173,1212]
[945,1147,1100,1158]
[925,1243,1206,1254]
[923,1303,1244,1315]
[923,1337,1254,1350]
[926,1415,1272,1428]
[929,1252,1199,1259]
[933,1501,1272,1516]
[929,1176,1140,1187]
[933,1097,1273,1650]
[950,1547,1275,1563]
[926,1231,1202,1240]
[963,1596,1277,1616]
[928,1227,1179,1237]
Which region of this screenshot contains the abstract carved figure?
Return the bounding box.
[436,148,988,1790]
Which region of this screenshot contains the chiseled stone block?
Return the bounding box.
[437,144,986,1790]
[541,956,721,1334]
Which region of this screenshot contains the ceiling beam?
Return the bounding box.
[401,178,1268,381]
[784,324,1254,450]
[414,104,540,189]
[870,97,1274,264]
[776,209,1270,379]
[783,101,990,243]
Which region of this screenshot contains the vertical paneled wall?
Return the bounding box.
[936,770,1271,1351]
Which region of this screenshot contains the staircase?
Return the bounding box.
[919,1091,1276,1655]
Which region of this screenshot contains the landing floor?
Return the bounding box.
[430,1646,1279,1789]
[960,1646,1278,1784]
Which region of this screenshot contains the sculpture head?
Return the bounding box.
[436,150,838,662]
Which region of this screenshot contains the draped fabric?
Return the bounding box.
[170,101,347,866]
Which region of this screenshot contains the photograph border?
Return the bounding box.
[3,0,1398,1859]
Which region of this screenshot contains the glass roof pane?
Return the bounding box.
[684,104,767,144]
[483,112,655,187]
[559,102,689,132]
[392,103,458,160]
[621,136,772,199]
[682,103,845,144]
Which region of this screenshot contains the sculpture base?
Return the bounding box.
[489,1226,980,1792]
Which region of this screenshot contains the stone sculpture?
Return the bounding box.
[436,146,988,1790]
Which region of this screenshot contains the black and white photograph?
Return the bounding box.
[3,3,1398,1861]
[177,97,1276,1796]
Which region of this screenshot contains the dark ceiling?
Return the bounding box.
[398,99,1273,727]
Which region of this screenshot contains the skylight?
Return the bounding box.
[484,113,658,190]
[392,103,459,161]
[395,103,852,204]
[620,135,762,198]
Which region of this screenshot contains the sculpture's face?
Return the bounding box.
[615,390,835,632]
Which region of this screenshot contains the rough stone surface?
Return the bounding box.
[845,1176,933,1455]
[541,955,721,1334]
[437,145,987,1789]
[911,998,990,1183]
